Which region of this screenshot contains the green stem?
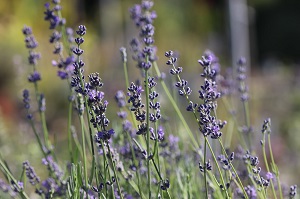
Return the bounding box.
[32,81,51,152]
[261,133,277,199]
[67,101,74,163]
[41,111,50,149]
[33,80,51,153]
[221,97,248,149]
[26,112,59,179]
[145,69,151,199]
[153,123,160,173]
[124,130,144,198]
[107,144,124,199]
[205,138,230,198]
[203,139,208,198]
[268,134,283,199]
[101,141,114,198]
[123,56,130,90]
[79,115,88,188]
[218,140,248,199]
[151,159,172,198]
[28,118,47,158]
[57,7,71,56]
[242,100,251,149]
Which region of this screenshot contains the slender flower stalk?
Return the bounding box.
[22,25,52,152]
[259,118,284,198]
[145,69,152,199]
[236,58,252,150]
[117,50,144,196]
[268,135,283,199]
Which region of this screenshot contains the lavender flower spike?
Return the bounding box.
[23,161,40,185]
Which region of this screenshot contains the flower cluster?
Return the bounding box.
[42,156,64,180]
[22,26,41,81]
[199,50,221,80]
[160,179,170,191]
[44,1,76,80]
[44,1,65,29]
[94,129,115,143]
[244,185,257,199]
[217,152,235,171]
[150,125,164,142]
[237,57,249,102]
[198,54,221,103]
[37,178,66,198]
[23,155,66,198]
[261,118,271,135]
[129,0,157,70]
[86,73,111,138]
[71,25,114,145]
[165,51,225,139]
[0,178,21,198]
[197,54,225,139]
[165,51,192,97]
[243,151,271,188]
[148,78,161,123]
[115,90,135,135]
[23,161,40,185]
[199,160,212,173]
[198,103,226,139]
[115,90,127,109]
[159,134,181,161]
[290,185,297,198]
[22,89,33,120]
[218,67,236,97]
[70,25,87,95]
[11,181,24,194]
[52,55,76,80]
[127,81,147,135]
[22,26,38,50]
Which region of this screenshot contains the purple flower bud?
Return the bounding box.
[25,36,38,49]
[237,57,247,65]
[76,25,86,36]
[157,126,164,141]
[49,31,62,43]
[28,71,41,82]
[129,5,142,26]
[28,51,41,65]
[57,71,69,79]
[23,89,30,109]
[73,47,84,56]
[166,57,177,65]
[141,24,154,37]
[141,1,154,10]
[75,37,84,45]
[265,172,274,180]
[22,25,32,35]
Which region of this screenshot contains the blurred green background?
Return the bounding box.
[1,0,300,191]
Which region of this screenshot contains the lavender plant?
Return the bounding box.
[0,0,298,199]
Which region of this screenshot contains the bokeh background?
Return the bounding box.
[1,0,300,191]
